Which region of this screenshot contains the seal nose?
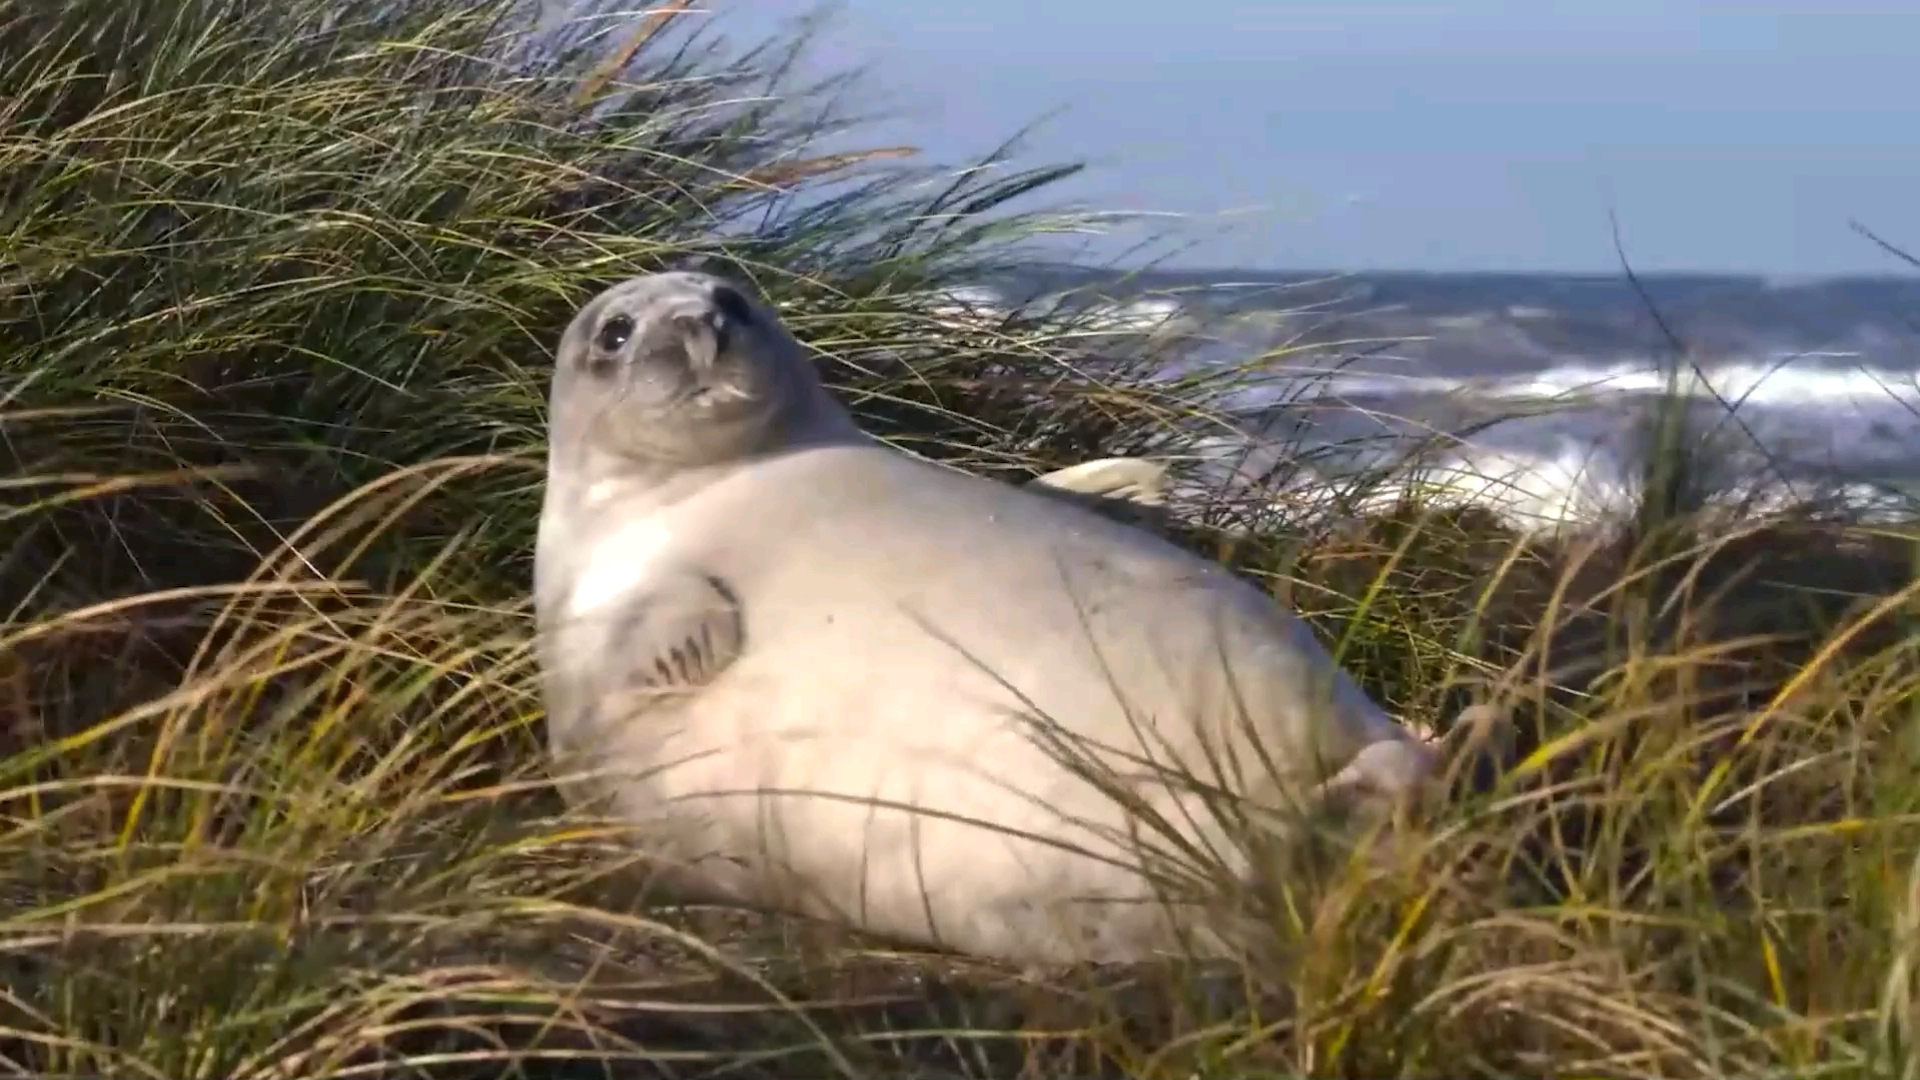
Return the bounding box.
[668,310,725,375]
[652,285,750,381]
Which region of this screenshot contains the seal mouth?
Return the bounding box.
[675,381,752,410]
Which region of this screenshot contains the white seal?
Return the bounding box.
[534,271,1436,967]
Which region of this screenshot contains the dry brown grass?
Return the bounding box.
[4,452,1917,1079]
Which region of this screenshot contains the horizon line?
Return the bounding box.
[1018,261,1920,285]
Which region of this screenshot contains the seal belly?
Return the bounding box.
[689,442,1400,776]
[624,443,1417,960]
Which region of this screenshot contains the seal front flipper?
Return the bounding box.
[544,568,746,868]
[609,571,746,695]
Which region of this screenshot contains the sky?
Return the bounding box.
[696,1,1920,276]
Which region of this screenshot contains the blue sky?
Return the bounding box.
[703,2,1919,275]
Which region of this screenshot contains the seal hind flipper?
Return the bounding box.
[1028,457,1169,508]
[1027,458,1178,532]
[1312,737,1436,814]
[610,572,746,694]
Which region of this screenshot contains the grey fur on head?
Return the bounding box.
[548,270,851,470]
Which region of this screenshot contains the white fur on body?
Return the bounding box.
[536,432,1430,966]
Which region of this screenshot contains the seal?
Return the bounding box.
[534,271,1436,967]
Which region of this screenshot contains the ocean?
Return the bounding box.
[957,266,1920,531]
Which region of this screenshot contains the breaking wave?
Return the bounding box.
[939,280,1920,533]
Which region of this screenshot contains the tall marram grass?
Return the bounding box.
[5,0,1920,1077]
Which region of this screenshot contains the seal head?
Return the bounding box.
[548,270,851,473]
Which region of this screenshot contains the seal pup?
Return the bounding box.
[534,271,1436,967]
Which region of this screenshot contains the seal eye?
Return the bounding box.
[595,314,635,354]
[710,284,755,328]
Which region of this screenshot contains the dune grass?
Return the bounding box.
[4,0,1920,1076]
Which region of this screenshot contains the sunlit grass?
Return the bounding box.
[13,469,1920,1078]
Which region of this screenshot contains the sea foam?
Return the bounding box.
[942,282,1920,533]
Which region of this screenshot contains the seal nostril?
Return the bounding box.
[710,284,754,328]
